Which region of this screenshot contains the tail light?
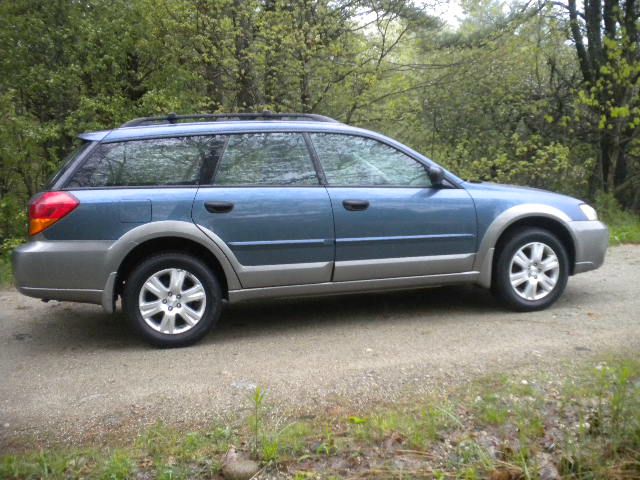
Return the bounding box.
[29,191,79,236]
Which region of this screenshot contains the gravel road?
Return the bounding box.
[1,245,639,450]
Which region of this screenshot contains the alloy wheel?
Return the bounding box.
[509,242,560,301]
[138,268,207,334]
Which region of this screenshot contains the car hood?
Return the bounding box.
[462,181,588,221]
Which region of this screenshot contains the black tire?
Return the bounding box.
[492,227,569,312]
[123,252,222,347]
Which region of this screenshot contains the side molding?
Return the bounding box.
[229,271,479,303]
[473,204,575,288]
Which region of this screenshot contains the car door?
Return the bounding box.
[308,133,477,282]
[192,132,334,288]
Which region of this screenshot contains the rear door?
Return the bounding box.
[192,132,334,288]
[308,133,477,282]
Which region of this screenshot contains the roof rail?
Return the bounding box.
[120,111,339,127]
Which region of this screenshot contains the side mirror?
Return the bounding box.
[427,165,445,186]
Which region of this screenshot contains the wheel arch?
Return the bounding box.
[474,205,577,288]
[102,221,241,311]
[115,237,232,299]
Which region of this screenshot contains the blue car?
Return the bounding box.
[13,113,608,347]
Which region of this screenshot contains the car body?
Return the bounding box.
[13,113,609,347]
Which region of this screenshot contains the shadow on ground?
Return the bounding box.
[7,284,509,352]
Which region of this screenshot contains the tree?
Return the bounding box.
[564,0,640,206]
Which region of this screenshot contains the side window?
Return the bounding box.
[214,133,318,186]
[67,136,224,187]
[47,141,93,188]
[309,133,431,187]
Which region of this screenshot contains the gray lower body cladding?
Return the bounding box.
[12,221,609,310]
[12,239,116,309]
[569,221,609,273]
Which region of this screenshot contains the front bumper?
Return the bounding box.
[568,220,609,274]
[12,240,117,311]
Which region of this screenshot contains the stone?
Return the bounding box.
[222,448,260,480]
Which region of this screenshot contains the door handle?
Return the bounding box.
[342,199,369,211]
[204,201,234,213]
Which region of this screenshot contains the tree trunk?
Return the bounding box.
[233,0,257,111]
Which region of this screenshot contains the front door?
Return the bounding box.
[307,133,477,282]
[192,132,334,288]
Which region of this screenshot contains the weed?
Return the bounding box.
[248,386,267,459]
[101,450,133,480]
[474,393,509,426]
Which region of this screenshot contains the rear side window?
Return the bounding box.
[214,133,318,186]
[67,136,224,188]
[47,141,93,188]
[309,133,431,187]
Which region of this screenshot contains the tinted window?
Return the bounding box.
[310,133,430,187]
[214,133,318,186]
[67,136,224,187]
[47,141,93,188]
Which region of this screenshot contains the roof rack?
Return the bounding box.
[120,111,339,128]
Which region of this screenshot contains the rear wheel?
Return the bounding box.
[493,228,569,311]
[123,252,222,347]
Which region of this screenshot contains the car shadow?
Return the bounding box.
[209,284,499,341]
[13,285,502,352]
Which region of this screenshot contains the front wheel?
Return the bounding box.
[123,252,222,347]
[493,228,569,311]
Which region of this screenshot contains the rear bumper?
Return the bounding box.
[569,220,609,274]
[12,240,117,312]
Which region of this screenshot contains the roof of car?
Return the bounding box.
[79,119,373,143]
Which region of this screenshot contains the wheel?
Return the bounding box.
[492,227,569,311]
[123,252,222,347]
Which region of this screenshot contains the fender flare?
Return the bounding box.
[473,204,575,288]
[101,220,242,312]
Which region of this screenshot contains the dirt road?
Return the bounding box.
[1,246,639,450]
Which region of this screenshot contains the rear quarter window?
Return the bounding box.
[66,136,225,188]
[47,141,93,189]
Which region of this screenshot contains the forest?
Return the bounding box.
[0,0,639,248]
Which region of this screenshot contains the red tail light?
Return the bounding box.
[29,192,80,236]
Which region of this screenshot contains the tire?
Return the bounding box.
[492,227,569,312]
[123,252,222,347]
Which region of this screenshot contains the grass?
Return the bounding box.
[608,218,640,245]
[0,238,22,286]
[595,192,640,244]
[0,257,11,286]
[2,356,639,479]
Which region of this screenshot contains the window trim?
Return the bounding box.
[207,131,322,188]
[303,132,327,185]
[308,131,457,189]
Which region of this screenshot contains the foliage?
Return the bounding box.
[0,238,24,286]
[0,0,638,244]
[564,0,640,206]
[596,191,640,244]
[2,356,639,479]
